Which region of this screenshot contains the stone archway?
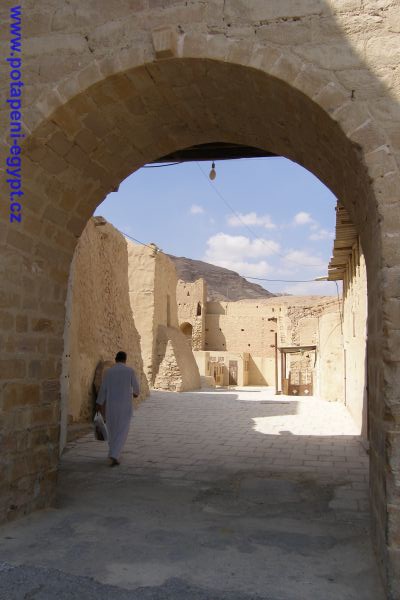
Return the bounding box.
[180,322,193,347]
[1,2,399,595]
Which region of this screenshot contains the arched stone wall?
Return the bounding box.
[0,1,399,595]
[180,322,194,345]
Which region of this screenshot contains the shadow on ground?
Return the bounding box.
[0,389,385,600]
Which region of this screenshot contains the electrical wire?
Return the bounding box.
[195,161,329,270]
[114,227,336,285]
[242,276,334,283]
[119,230,162,253]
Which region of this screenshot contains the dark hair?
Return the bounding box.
[115,351,127,363]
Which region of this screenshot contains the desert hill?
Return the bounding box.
[168,255,275,301]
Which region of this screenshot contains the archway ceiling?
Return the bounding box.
[151,142,276,162]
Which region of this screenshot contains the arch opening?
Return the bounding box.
[1,51,395,595]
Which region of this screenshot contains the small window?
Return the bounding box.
[241,328,244,332]
[248,343,251,347]
[187,291,190,296]
[196,302,202,316]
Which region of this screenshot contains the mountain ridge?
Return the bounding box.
[168,255,276,301]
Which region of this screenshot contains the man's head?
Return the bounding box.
[115,351,127,363]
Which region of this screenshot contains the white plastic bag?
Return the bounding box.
[93,411,108,441]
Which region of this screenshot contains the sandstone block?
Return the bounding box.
[16,315,28,333]
[181,33,207,58]
[257,20,311,45]
[152,26,178,59]
[366,147,397,180]
[366,35,400,67]
[383,329,400,362]
[46,131,73,157]
[224,0,327,22]
[42,205,69,228]
[350,120,387,154]
[270,52,304,84]
[3,383,41,411]
[313,82,349,115]
[294,41,364,70]
[0,311,15,331]
[28,359,61,380]
[227,40,254,66]
[31,318,54,333]
[293,64,329,99]
[64,144,90,171]
[31,405,58,427]
[41,379,60,404]
[379,204,400,238]
[207,34,229,61]
[6,230,34,255]
[15,335,47,354]
[0,360,26,379]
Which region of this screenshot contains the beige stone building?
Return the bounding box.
[194,296,342,401]
[61,218,200,449]
[194,350,250,387]
[127,242,200,393]
[328,204,368,437]
[1,2,399,593]
[176,279,207,350]
[60,217,149,449]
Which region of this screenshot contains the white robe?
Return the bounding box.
[96,363,140,459]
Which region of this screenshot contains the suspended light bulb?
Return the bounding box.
[209,161,216,181]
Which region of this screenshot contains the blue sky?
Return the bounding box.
[95,157,339,296]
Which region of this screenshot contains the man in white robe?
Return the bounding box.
[96,351,140,466]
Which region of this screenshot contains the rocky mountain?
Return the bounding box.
[169,255,275,301]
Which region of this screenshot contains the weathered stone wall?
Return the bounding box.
[193,350,249,387]
[248,356,275,387]
[205,300,277,355]
[176,279,207,350]
[343,240,368,436]
[127,242,200,391]
[127,243,158,387]
[154,326,201,392]
[316,310,344,404]
[0,0,399,593]
[60,218,148,448]
[205,297,342,392]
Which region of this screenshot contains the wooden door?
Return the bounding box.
[229,360,238,385]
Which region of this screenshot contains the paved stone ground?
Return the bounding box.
[0,388,385,599]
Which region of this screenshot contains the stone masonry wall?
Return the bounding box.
[176,279,207,351]
[316,310,344,404]
[205,296,343,394]
[1,1,399,593]
[61,218,148,448]
[127,242,157,387]
[343,240,368,437]
[127,242,200,391]
[154,326,201,392]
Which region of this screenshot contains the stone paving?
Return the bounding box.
[0,388,384,600]
[69,387,368,492]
